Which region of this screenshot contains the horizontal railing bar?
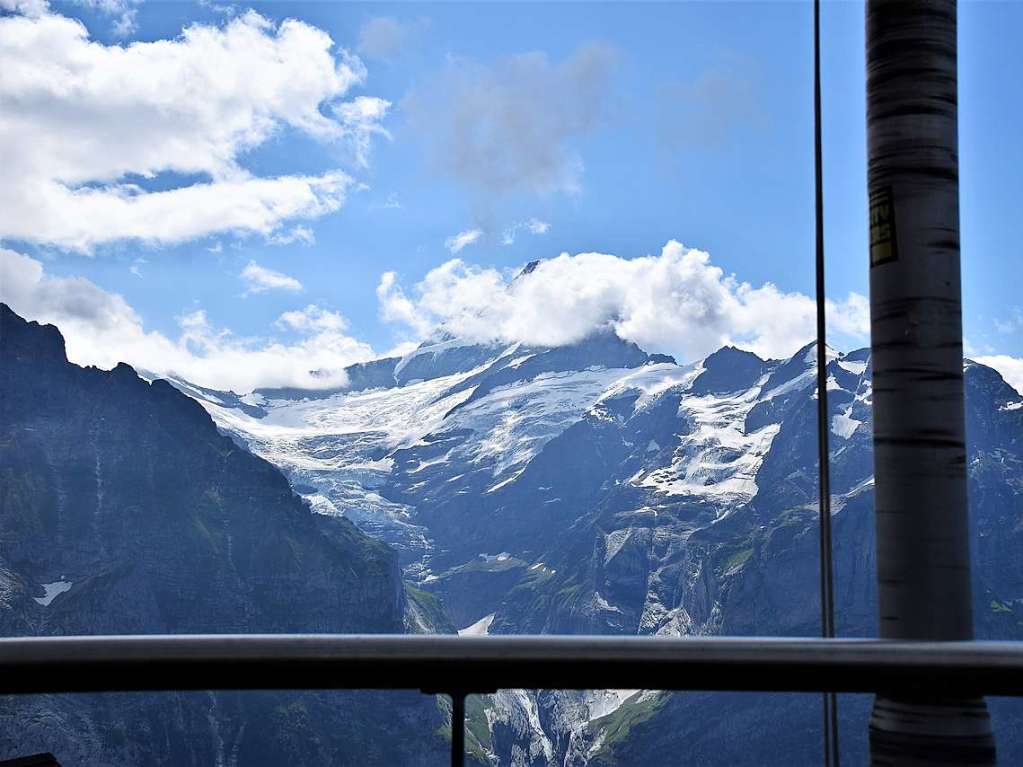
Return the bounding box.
[2,635,1022,697]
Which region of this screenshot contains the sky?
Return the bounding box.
[1,0,1021,394]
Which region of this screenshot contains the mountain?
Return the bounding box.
[173,325,1023,765]
[0,305,447,766]
[5,299,1022,765]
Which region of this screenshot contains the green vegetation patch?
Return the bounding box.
[405,584,457,634]
[991,599,1013,614]
[465,694,494,753]
[590,692,667,761]
[722,546,753,573]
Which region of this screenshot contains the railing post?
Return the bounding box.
[865,1,995,764]
[450,692,466,767]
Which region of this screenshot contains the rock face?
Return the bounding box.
[174,324,1023,765]
[0,304,445,766]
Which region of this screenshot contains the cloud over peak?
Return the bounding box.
[0,248,373,392]
[377,241,870,362]
[975,355,1023,398]
[1,240,875,393]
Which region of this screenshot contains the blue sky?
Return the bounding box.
[1,0,1021,392]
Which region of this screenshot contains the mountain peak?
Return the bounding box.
[515,259,541,280]
[791,339,840,364]
[691,345,768,395]
[845,346,871,363]
[0,303,67,365]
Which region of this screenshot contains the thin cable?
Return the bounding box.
[813,0,840,765]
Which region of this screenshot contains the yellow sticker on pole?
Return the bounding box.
[870,186,897,266]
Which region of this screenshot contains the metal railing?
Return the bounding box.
[3,635,1023,765]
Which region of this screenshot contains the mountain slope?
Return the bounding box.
[0,304,446,766]
[174,326,1023,765]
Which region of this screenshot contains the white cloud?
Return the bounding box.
[975,355,1023,397]
[502,218,551,245]
[0,0,48,15]
[376,271,433,337]
[0,248,374,392]
[377,240,871,361]
[240,261,303,295]
[331,95,393,168]
[403,44,617,201]
[994,307,1023,335]
[444,228,483,254]
[373,193,402,211]
[69,0,140,37]
[267,225,315,247]
[197,0,237,18]
[0,9,389,252]
[275,304,347,333]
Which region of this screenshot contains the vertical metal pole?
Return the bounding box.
[450,692,465,767]
[865,1,995,764]
[813,1,840,765]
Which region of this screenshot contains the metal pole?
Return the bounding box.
[1,635,1022,695]
[865,1,994,763]
[450,692,465,767]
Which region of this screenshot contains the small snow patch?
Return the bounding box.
[838,360,867,376]
[506,354,535,369]
[458,613,496,636]
[603,529,632,565]
[831,408,862,439]
[486,471,523,494]
[34,580,72,606]
[303,493,340,516]
[479,552,512,563]
[593,592,622,614]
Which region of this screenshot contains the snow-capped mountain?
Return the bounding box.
[167,325,1023,764]
[171,331,872,625]
[5,293,1022,765]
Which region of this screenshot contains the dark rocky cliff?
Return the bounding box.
[0,304,445,766]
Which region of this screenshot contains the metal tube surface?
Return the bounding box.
[0,635,1022,697]
[866,0,994,762]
